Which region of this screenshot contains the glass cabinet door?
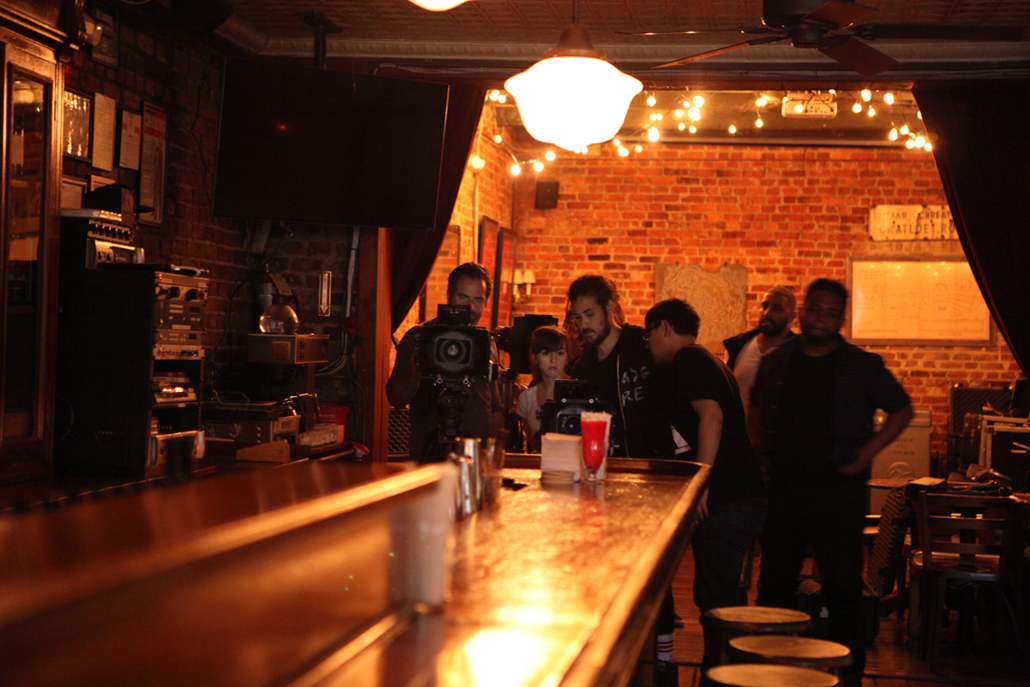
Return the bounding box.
[0,43,59,473]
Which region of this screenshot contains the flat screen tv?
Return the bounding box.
[213,58,449,231]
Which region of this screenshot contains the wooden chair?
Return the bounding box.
[909,492,1027,671]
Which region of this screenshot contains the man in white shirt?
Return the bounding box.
[723,286,797,413]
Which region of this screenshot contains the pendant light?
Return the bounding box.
[504,1,642,151]
[408,0,470,10]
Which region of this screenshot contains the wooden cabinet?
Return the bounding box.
[0,4,71,478]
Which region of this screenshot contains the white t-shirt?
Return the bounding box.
[732,336,764,413]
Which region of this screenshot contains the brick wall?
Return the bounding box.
[507,142,1022,457]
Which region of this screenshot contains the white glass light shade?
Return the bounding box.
[505,56,642,151]
[408,0,469,10]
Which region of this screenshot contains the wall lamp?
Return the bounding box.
[513,269,536,305]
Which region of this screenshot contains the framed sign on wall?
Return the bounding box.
[847,257,995,346]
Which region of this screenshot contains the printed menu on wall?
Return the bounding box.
[119,109,141,170]
[138,104,166,225]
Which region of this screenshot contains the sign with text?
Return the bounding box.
[869,204,959,241]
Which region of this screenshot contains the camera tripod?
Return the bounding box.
[417,381,470,464]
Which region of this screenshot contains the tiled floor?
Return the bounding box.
[667,546,1029,687]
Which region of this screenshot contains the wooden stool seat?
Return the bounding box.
[700,606,814,667]
[729,635,853,670]
[701,606,814,634]
[706,664,839,687]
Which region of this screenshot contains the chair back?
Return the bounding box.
[864,487,910,597]
[914,492,1026,579]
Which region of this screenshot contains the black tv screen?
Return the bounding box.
[213,58,449,231]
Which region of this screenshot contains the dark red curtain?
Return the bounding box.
[913,83,1030,375]
[391,83,486,331]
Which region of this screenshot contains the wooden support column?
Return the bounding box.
[355,227,392,462]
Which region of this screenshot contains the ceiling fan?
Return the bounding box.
[625,0,1025,76]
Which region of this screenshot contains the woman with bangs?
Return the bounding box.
[516,325,570,452]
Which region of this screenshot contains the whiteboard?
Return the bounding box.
[847,258,994,346]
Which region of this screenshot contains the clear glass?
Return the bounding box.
[259,302,299,334]
[3,72,47,439]
[580,417,609,482]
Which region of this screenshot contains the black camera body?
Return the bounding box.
[539,379,613,436]
[416,305,492,380]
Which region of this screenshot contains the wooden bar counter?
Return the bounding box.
[0,457,708,687]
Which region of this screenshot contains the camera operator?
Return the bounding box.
[566,275,670,459]
[387,263,504,462]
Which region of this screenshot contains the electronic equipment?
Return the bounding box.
[960,413,1026,468]
[417,305,492,380]
[539,380,614,436]
[213,57,449,230]
[977,423,1030,492]
[60,208,145,268]
[55,262,208,478]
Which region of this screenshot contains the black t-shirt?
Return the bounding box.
[571,325,670,458]
[667,345,765,509]
[769,349,837,482]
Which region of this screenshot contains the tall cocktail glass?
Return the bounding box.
[579,411,611,482]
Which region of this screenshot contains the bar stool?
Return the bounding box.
[728,635,852,676]
[706,664,839,687]
[700,606,814,666]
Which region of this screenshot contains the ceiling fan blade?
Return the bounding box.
[855,23,1026,42]
[653,34,787,69]
[615,25,782,37]
[818,36,899,75]
[804,0,877,30]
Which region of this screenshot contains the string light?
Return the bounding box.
[900,124,910,135]
[914,135,926,148]
[755,95,768,107]
[674,109,683,118]
[924,141,933,152]
[510,163,522,175]
[693,95,705,107]
[532,161,544,172]
[635,145,643,152]
[494,134,503,144]
[867,107,876,117]
[728,124,737,134]
[889,128,898,141]
[852,102,862,113]
[861,89,872,102]
[755,117,763,128]
[545,150,556,161]
[689,125,696,133]
[688,106,701,121]
[618,145,629,157]
[646,94,657,107]
[678,122,685,131]
[905,139,916,149]
[884,92,895,105]
[469,155,485,171]
[648,126,660,141]
[488,90,501,101]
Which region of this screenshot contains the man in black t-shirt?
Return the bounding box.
[645,298,767,670]
[750,279,912,685]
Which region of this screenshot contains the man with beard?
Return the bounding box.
[566,274,668,459]
[750,278,912,686]
[723,286,797,414]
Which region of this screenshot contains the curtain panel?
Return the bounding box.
[390,83,486,332]
[913,83,1030,375]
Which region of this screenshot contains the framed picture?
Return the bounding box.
[478,216,499,329]
[119,108,141,170]
[138,103,167,225]
[492,227,516,330]
[91,5,119,67]
[847,256,995,346]
[60,176,88,209]
[62,90,92,160]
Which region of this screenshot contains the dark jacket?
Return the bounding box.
[723,327,798,370]
[751,335,911,468]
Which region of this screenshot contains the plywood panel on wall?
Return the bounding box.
[655,263,748,356]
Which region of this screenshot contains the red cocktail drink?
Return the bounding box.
[580,412,611,481]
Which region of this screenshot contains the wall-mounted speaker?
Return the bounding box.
[535,180,559,210]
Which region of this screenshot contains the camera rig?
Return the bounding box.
[539,379,614,437]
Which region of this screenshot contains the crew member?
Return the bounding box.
[387,263,503,462]
[723,286,797,414]
[751,278,913,684]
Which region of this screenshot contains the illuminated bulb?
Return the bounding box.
[693,95,705,107]
[408,0,470,9]
[688,106,701,121]
[782,95,788,103]
[635,145,643,152]
[674,109,683,117]
[532,161,544,172]
[646,94,657,107]
[867,107,876,117]
[917,111,922,119]
[905,139,916,149]
[649,113,658,121]
[545,150,556,161]
[728,124,737,134]
[914,135,925,147]
[794,103,804,113]
[489,90,500,101]
[829,89,836,95]
[655,113,663,120]
[469,155,485,170]
[683,100,691,109]
[678,122,685,131]
[861,89,872,102]
[648,126,660,141]
[756,96,768,107]
[689,125,696,133]
[497,94,507,104]
[884,92,895,105]
[612,138,620,147]
[494,134,503,144]
[618,145,629,157]
[900,124,909,135]
[755,117,764,128]
[852,102,862,113]
[924,141,933,152]
[510,163,522,175]
[889,128,898,141]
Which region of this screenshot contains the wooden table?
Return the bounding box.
[0,458,708,687]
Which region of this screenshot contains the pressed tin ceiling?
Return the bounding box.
[213,0,1030,84]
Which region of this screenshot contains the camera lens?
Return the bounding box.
[559,413,581,435]
[442,341,465,361]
